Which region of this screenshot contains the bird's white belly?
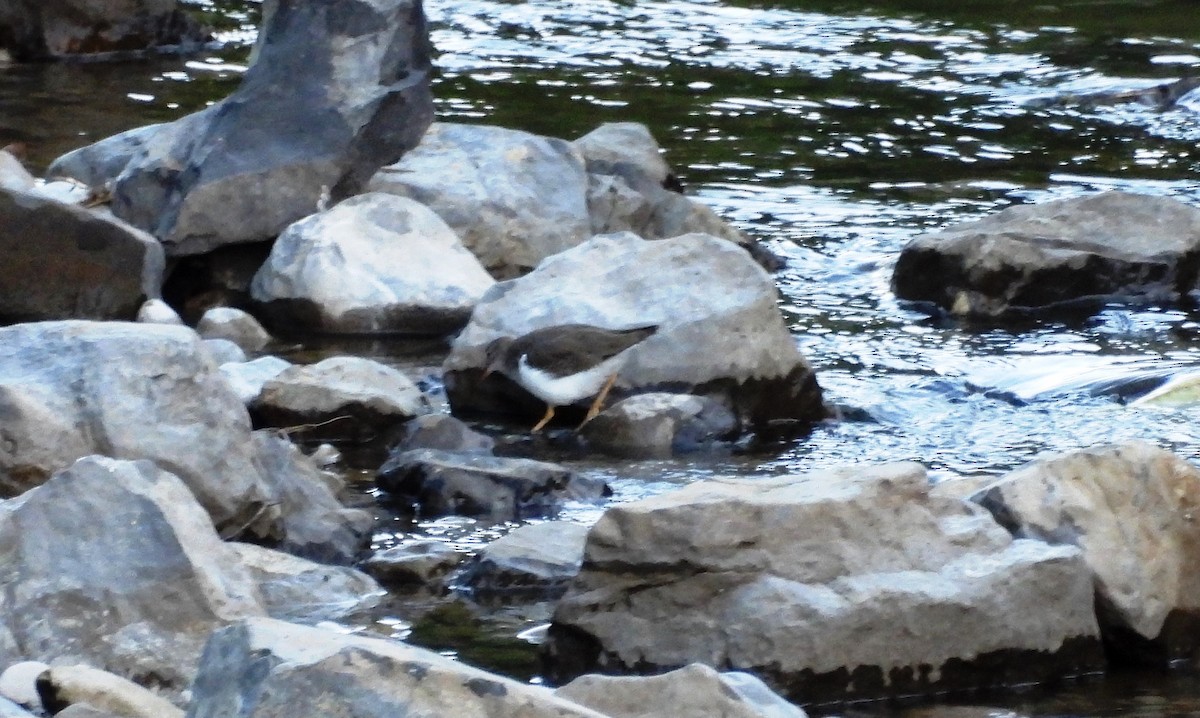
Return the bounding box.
[517,354,616,405]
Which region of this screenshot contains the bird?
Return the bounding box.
[482,323,658,432]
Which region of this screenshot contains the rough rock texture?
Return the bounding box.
[252,356,429,444]
[38,664,182,718]
[250,193,494,335]
[369,122,592,278]
[556,663,808,718]
[461,521,589,597]
[0,0,209,60]
[892,191,1200,318]
[0,321,279,538]
[229,543,383,623]
[0,188,165,323]
[196,307,272,352]
[546,463,1102,703]
[390,413,496,455]
[53,0,434,255]
[186,618,609,718]
[444,232,825,429]
[377,449,609,521]
[975,441,1200,663]
[250,431,373,564]
[0,457,264,693]
[580,392,739,458]
[361,539,464,589]
[218,356,293,406]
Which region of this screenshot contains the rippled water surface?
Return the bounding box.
[8,0,1200,711]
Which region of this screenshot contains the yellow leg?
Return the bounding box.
[579,374,619,428]
[531,404,556,432]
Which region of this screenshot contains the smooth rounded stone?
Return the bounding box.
[0,456,265,694]
[974,441,1200,661]
[892,191,1200,318]
[581,392,739,458]
[39,664,182,718]
[461,521,589,597]
[0,662,47,710]
[376,449,610,521]
[0,187,165,322]
[48,124,165,191]
[0,321,280,538]
[229,543,383,623]
[0,151,34,193]
[389,413,496,455]
[135,298,183,325]
[444,232,825,430]
[0,0,209,60]
[0,697,34,717]
[249,431,374,565]
[53,0,433,256]
[546,462,1102,704]
[369,122,592,278]
[218,356,293,406]
[187,618,609,718]
[361,539,464,589]
[250,193,495,335]
[252,356,430,443]
[197,307,272,352]
[556,663,808,718]
[201,338,247,366]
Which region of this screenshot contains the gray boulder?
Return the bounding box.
[0,456,265,693]
[0,0,208,61]
[546,463,1102,703]
[196,307,272,352]
[390,413,496,455]
[461,521,589,597]
[0,188,164,323]
[186,618,608,718]
[229,543,383,624]
[49,124,164,191]
[556,663,808,718]
[975,441,1200,663]
[135,298,183,325]
[38,664,182,718]
[52,0,434,256]
[249,193,494,335]
[377,449,609,521]
[892,191,1200,318]
[0,321,279,538]
[580,392,739,458]
[369,123,592,278]
[444,232,825,429]
[218,356,293,406]
[361,539,464,590]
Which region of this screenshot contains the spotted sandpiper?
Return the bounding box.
[482,323,658,432]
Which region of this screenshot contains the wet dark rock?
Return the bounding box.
[160,241,275,324]
[249,193,494,335]
[546,463,1102,703]
[390,414,496,455]
[892,191,1200,318]
[459,521,588,598]
[580,392,739,458]
[444,232,825,431]
[376,449,609,521]
[50,0,434,256]
[974,441,1200,665]
[0,0,209,61]
[0,188,164,323]
[362,539,464,590]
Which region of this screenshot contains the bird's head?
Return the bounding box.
[481,336,515,379]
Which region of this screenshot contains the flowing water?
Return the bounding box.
[7,0,1200,713]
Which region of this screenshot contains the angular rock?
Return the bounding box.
[252,356,430,444]
[461,521,589,597]
[249,193,494,335]
[377,449,609,521]
[0,456,265,693]
[218,356,293,406]
[0,188,165,323]
[444,232,825,429]
[250,431,374,564]
[361,539,464,589]
[580,392,739,458]
[975,441,1200,663]
[390,413,496,455]
[187,618,608,718]
[892,191,1200,318]
[55,0,434,255]
[48,124,164,190]
[0,321,280,538]
[546,463,1102,703]
[556,663,808,718]
[39,664,182,718]
[369,122,591,277]
[196,307,272,352]
[229,543,383,623]
[0,0,208,61]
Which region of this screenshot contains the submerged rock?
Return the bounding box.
[0,0,209,61]
[892,191,1200,318]
[976,441,1200,664]
[546,462,1102,703]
